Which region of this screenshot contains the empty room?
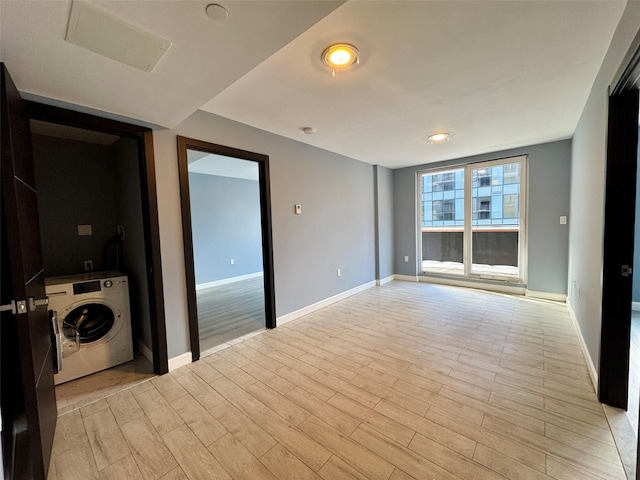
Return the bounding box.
[2,1,640,479]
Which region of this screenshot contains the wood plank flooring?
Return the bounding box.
[49,281,628,479]
[55,352,154,415]
[197,276,265,352]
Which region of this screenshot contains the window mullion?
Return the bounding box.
[463,164,472,276]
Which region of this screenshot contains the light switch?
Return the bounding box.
[77,224,92,236]
[560,216,567,225]
[295,204,302,215]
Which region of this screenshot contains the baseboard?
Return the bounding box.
[567,300,598,393]
[632,302,640,312]
[136,340,153,364]
[418,275,525,295]
[525,289,567,303]
[196,272,263,291]
[168,352,192,371]
[377,275,395,286]
[277,280,377,326]
[394,274,419,282]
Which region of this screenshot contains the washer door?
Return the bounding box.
[62,303,115,344]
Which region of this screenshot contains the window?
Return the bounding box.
[477,198,491,220]
[503,164,519,184]
[432,172,455,192]
[503,194,518,219]
[418,156,527,281]
[432,200,443,221]
[443,200,454,221]
[477,169,491,187]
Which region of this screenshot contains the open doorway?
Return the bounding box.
[177,137,276,361]
[26,103,168,413]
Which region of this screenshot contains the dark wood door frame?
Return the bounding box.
[25,101,169,375]
[598,32,640,478]
[177,136,276,362]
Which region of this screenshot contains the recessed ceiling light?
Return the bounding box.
[427,133,450,144]
[206,3,228,22]
[321,43,359,76]
[302,127,316,135]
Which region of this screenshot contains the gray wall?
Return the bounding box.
[394,139,571,294]
[188,172,263,284]
[113,137,152,351]
[374,165,394,280]
[32,135,119,276]
[568,1,640,372]
[153,111,376,358]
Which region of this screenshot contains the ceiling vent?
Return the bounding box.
[66,1,171,72]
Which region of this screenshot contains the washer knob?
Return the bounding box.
[104,280,113,288]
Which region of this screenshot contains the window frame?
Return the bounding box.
[417,155,528,283]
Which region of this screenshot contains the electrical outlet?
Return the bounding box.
[337,268,341,277]
[230,259,235,265]
[404,256,409,262]
[84,260,93,272]
[77,224,92,236]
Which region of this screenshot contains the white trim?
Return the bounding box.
[136,340,153,364]
[394,274,419,282]
[168,352,192,371]
[196,272,263,291]
[567,301,598,392]
[524,289,567,303]
[277,281,376,326]
[376,275,395,286]
[418,274,525,295]
[632,302,640,312]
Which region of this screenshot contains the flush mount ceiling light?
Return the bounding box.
[321,43,359,76]
[427,132,450,144]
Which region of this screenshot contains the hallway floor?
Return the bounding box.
[49,281,627,479]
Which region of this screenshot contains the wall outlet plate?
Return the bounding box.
[77,224,92,236]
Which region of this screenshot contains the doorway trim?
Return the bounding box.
[177,136,276,362]
[26,101,169,375]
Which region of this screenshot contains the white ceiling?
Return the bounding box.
[187,150,259,181]
[0,1,627,169]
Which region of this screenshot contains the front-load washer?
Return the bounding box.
[46,271,134,385]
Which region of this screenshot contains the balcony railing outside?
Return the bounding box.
[422,228,519,278]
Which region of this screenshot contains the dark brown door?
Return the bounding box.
[599,88,640,408]
[1,63,57,478]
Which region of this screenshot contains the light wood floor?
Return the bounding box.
[49,281,628,479]
[197,276,265,352]
[629,312,640,435]
[55,352,154,415]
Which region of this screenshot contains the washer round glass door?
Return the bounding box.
[62,303,115,344]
